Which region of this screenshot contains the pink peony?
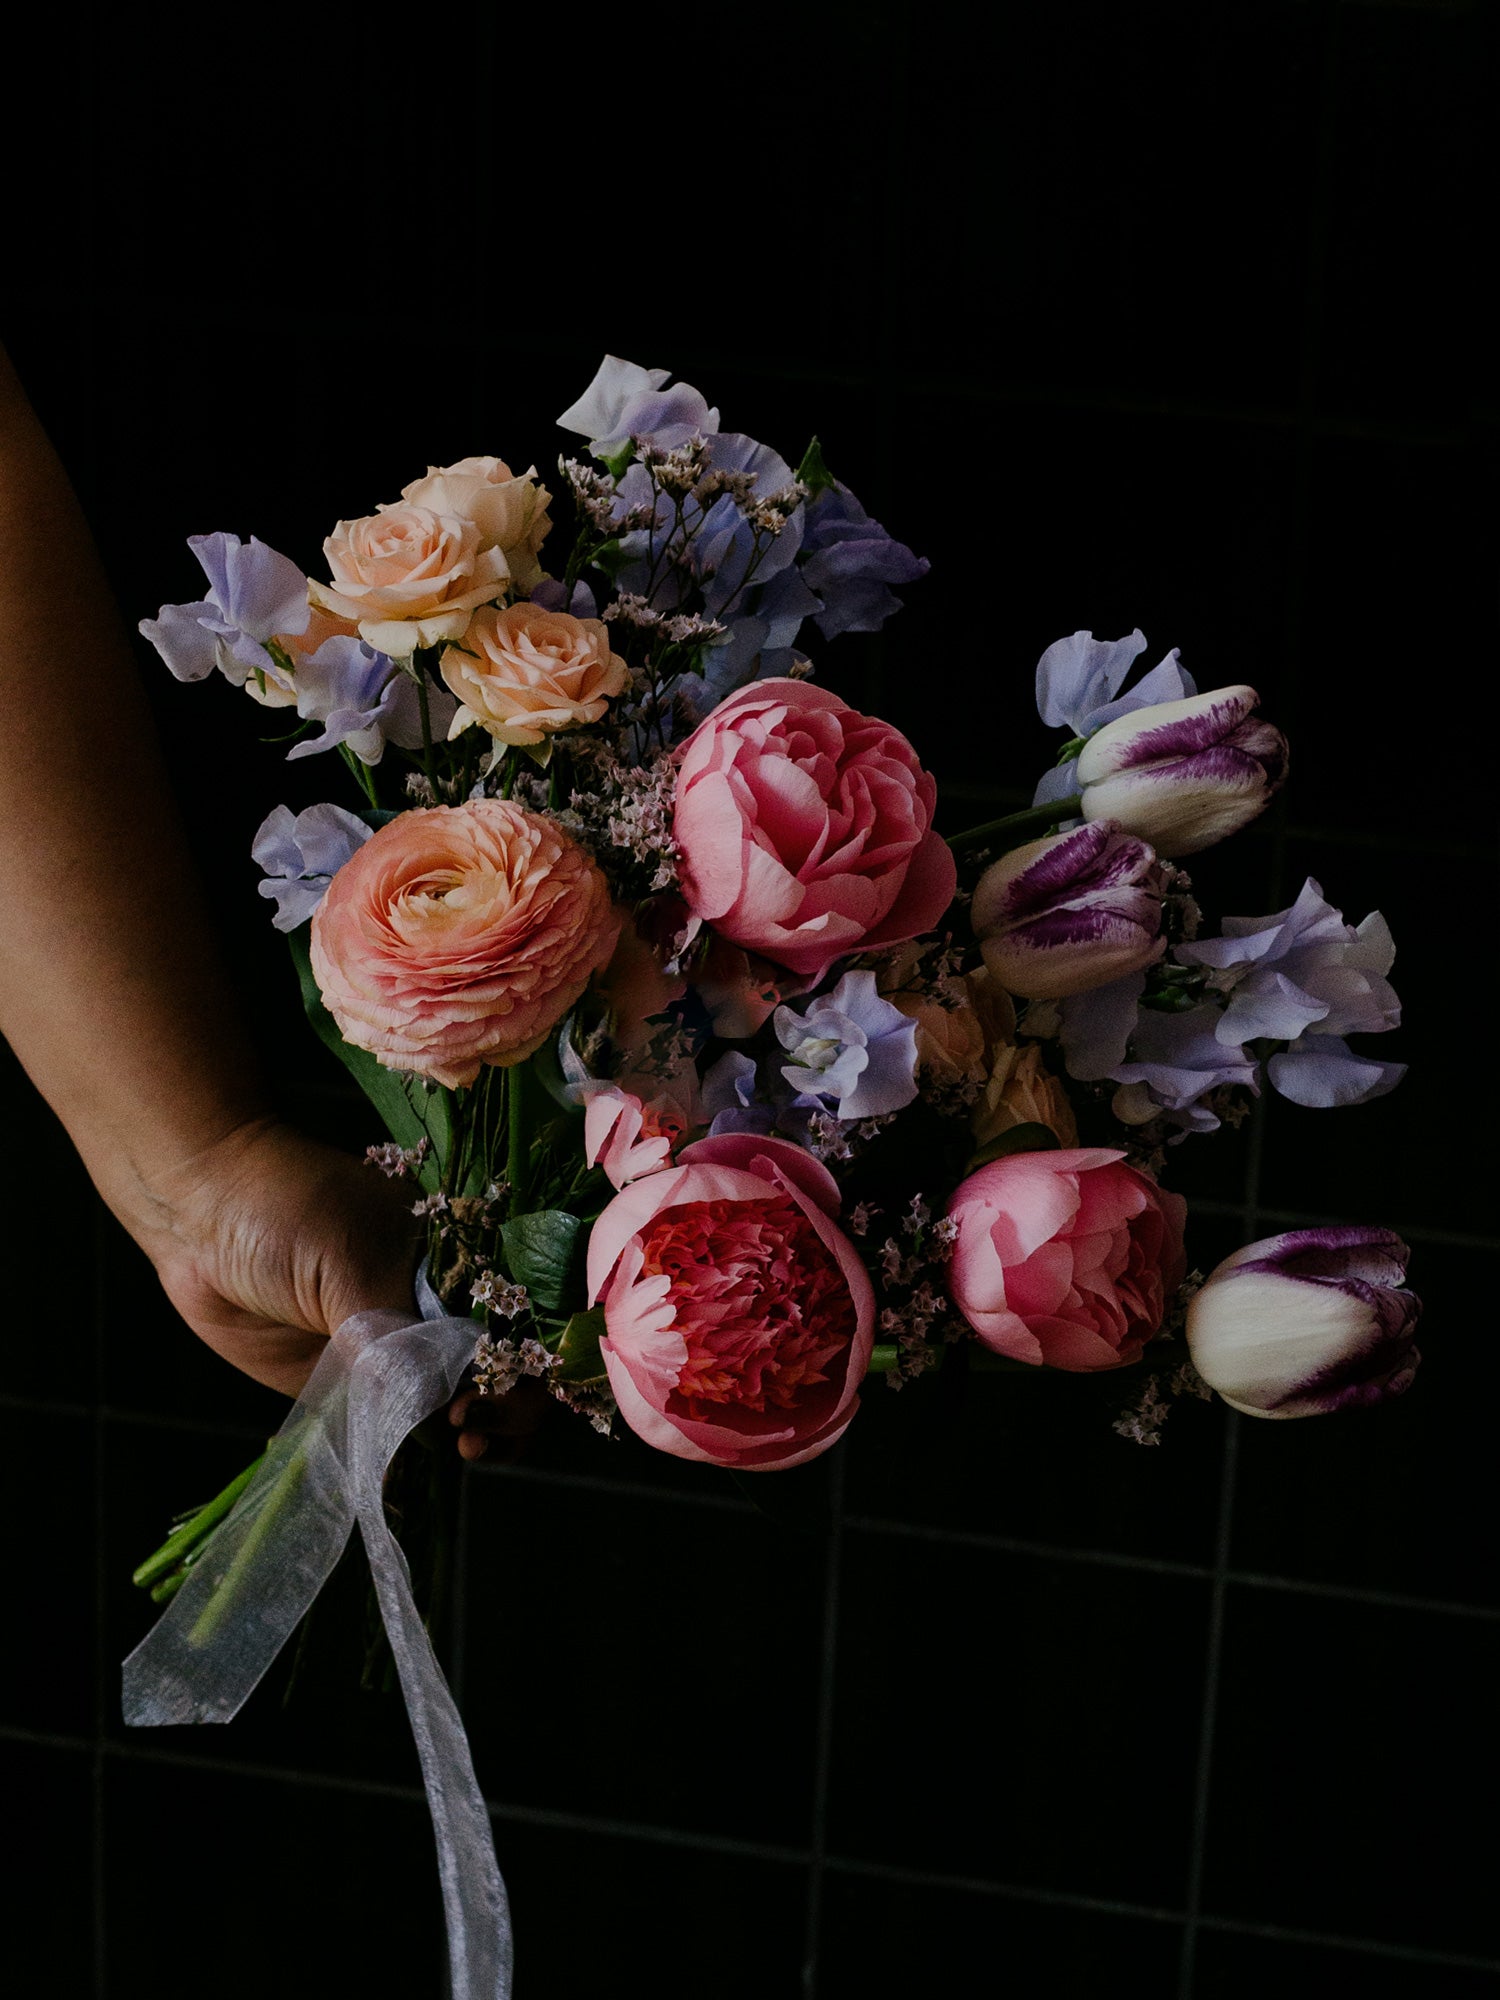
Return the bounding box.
[586,1134,875,1469]
[947,1148,1186,1370]
[311,800,619,1088]
[672,680,957,981]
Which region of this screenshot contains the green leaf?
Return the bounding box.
[551,1305,608,1384]
[590,538,633,580]
[964,1122,1062,1173]
[598,444,635,480]
[286,926,449,1189]
[795,435,838,499]
[501,1208,587,1314]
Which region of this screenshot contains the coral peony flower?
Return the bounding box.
[310,801,619,1087]
[587,1134,875,1469]
[310,505,509,657]
[971,821,1165,1001]
[441,602,627,748]
[673,680,956,981]
[1186,1227,1420,1419]
[947,1148,1185,1370]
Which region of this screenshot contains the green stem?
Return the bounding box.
[506,1064,528,1210]
[187,1445,308,1649]
[132,1453,266,1592]
[946,795,1083,853]
[338,742,380,810]
[415,659,437,791]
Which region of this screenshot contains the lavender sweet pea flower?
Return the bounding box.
[286,638,445,765]
[140,533,310,687]
[1176,878,1404,1107]
[701,1050,776,1137]
[252,803,373,931]
[772,971,919,1120]
[557,355,719,456]
[797,484,929,641]
[1186,1227,1421,1419]
[1106,1001,1260,1133]
[971,821,1165,1000]
[1074,686,1288,857]
[1036,629,1198,738]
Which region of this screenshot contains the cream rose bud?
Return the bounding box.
[441,604,628,747]
[1075,686,1288,858]
[1185,1227,1420,1419]
[971,821,1166,1001]
[309,505,509,657]
[400,457,553,594]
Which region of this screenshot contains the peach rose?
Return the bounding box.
[972,1040,1079,1150]
[401,457,552,594]
[309,505,509,656]
[673,680,957,981]
[948,1148,1185,1370]
[440,603,627,748]
[310,801,619,1087]
[587,1134,875,1469]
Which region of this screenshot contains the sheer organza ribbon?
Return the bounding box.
[121,1273,512,1998]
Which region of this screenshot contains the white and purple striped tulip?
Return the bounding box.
[1075,686,1288,858]
[1186,1226,1420,1419]
[972,821,1166,1001]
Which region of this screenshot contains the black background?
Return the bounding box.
[2,3,1494,1995]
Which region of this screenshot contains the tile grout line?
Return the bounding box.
[16,1723,1495,1978]
[801,1444,848,1998]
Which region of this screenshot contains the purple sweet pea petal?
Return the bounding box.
[1267,1036,1407,1108]
[1035,629,1147,731]
[252,802,372,931]
[1058,970,1147,1080]
[189,532,309,643]
[138,599,222,682]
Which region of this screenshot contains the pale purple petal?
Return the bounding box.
[1035,630,1147,731]
[1217,970,1330,1044]
[252,801,372,931]
[138,599,221,681]
[1057,970,1147,1080]
[1268,1037,1407,1108]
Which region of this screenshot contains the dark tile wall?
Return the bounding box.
[2,3,1491,1995]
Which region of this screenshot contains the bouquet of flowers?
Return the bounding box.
[127,354,1421,1991]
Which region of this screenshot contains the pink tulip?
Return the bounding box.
[947,1148,1186,1370]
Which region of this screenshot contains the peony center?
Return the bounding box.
[639,1196,855,1419]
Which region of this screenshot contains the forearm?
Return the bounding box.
[0,347,270,1248]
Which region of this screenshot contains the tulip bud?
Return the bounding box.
[971,820,1165,1000]
[1185,1226,1420,1419]
[1075,686,1288,857]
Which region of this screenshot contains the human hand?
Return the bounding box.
[142,1116,540,1459]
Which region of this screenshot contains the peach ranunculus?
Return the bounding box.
[400,457,553,595]
[310,801,619,1088]
[673,680,957,982]
[586,1133,875,1469]
[309,505,509,657]
[440,603,628,749]
[948,1148,1186,1370]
